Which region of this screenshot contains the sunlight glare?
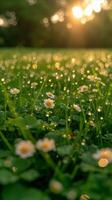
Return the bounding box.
[92,0,102,13]
[72,6,83,19]
[72,0,108,23]
[0,18,4,26]
[84,4,93,16]
[51,14,59,23]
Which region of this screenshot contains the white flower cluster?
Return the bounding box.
[15,138,55,159]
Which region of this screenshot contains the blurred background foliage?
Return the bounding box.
[0,0,112,47]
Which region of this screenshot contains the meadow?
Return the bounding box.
[0,49,112,200]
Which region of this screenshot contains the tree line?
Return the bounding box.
[0,0,112,47]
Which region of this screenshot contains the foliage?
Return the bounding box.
[0,49,112,199]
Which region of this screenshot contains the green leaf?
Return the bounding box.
[80,173,112,200]
[0,150,11,158]
[2,183,51,200]
[57,145,73,156]
[0,159,5,168]
[23,115,45,131]
[20,169,39,181]
[0,169,18,185]
[23,115,39,129]
[12,157,33,173]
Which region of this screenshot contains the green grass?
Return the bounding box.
[0,49,112,200]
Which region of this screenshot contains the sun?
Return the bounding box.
[72,0,107,23]
[72,6,83,19]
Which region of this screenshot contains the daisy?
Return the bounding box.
[15,140,35,158]
[36,138,55,152]
[46,92,55,99]
[49,180,63,193]
[93,148,112,168]
[44,98,55,109]
[93,148,112,161]
[31,82,38,89]
[73,104,81,112]
[10,88,20,95]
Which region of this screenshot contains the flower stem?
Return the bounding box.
[0,131,13,151]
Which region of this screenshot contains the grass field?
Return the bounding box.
[0,49,112,200]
